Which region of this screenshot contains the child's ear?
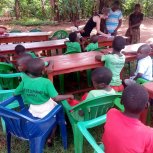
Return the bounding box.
[145,101,150,109]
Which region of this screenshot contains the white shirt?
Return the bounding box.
[71,26,82,38]
[135,56,152,81]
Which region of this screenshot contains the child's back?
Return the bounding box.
[102,84,153,153]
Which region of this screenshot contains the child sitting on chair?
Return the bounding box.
[84,35,99,51]
[65,32,82,54]
[95,36,126,92]
[102,84,153,153]
[124,44,152,85]
[14,58,73,118]
[68,67,116,106]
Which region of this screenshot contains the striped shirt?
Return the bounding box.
[106,9,122,34]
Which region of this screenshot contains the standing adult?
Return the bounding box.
[106,1,122,36]
[126,4,143,44]
[81,8,110,38]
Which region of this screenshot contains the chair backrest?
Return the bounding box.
[0,63,19,89]
[50,30,68,40]
[66,95,120,123]
[29,29,42,32]
[9,30,21,33]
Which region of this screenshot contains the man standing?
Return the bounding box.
[106,1,122,36]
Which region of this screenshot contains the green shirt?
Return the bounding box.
[101,54,125,86]
[65,42,81,54]
[85,42,99,51]
[14,75,58,105]
[27,52,37,58]
[86,88,116,100]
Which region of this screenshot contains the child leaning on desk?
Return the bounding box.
[124,44,152,85]
[95,36,126,92]
[68,67,116,106]
[14,57,74,118]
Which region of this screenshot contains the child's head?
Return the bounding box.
[134,4,141,13]
[121,84,149,115]
[15,45,26,55]
[91,67,112,89]
[112,1,120,11]
[73,20,80,27]
[69,32,77,42]
[26,58,45,77]
[137,44,151,60]
[17,53,32,72]
[112,36,126,52]
[91,35,98,44]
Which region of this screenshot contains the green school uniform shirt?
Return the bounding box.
[14,75,58,105]
[27,52,37,58]
[86,88,116,100]
[65,42,81,54]
[101,54,125,86]
[85,42,99,51]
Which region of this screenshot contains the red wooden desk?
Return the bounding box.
[143,82,153,99]
[44,51,139,82]
[0,32,50,44]
[0,39,66,54]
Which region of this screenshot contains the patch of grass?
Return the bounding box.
[10,18,59,26]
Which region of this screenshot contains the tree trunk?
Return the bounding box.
[40,0,46,18]
[14,0,20,20]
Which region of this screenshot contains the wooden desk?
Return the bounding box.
[0,32,50,44]
[143,82,153,99]
[44,51,139,81]
[0,39,66,54]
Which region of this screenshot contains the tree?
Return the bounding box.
[14,0,20,20]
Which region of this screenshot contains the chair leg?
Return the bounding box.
[29,137,45,153]
[73,124,84,153]
[7,132,11,153]
[1,118,6,133]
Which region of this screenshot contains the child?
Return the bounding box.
[124,44,152,85]
[102,84,153,153]
[126,4,143,44]
[95,36,126,92]
[68,67,116,106]
[65,32,81,54]
[14,58,73,118]
[85,35,99,51]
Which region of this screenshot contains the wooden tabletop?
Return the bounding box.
[0,32,50,43]
[44,51,138,81]
[143,82,153,99]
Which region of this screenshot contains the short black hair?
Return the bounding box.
[135,4,141,8]
[26,58,44,77]
[69,32,77,42]
[121,84,149,114]
[113,1,120,6]
[112,36,126,52]
[91,67,112,85]
[15,45,26,55]
[91,35,98,43]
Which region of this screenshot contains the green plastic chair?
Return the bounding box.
[62,94,120,153]
[50,30,68,40]
[0,62,19,89]
[0,73,22,133]
[77,115,106,153]
[136,78,149,84]
[29,29,42,32]
[9,30,21,33]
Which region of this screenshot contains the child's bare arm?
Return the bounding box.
[53,95,74,102]
[134,73,143,80]
[95,55,102,61]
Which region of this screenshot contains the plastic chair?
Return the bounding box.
[29,29,42,32]
[0,62,19,89]
[136,78,149,84]
[62,94,120,153]
[0,95,67,153]
[78,115,106,153]
[9,30,21,33]
[50,30,68,40]
[0,73,22,132]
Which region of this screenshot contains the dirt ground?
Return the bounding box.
[1,17,153,42]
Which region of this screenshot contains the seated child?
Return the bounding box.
[68,67,116,106]
[102,84,153,153]
[95,36,126,92]
[14,58,73,118]
[85,35,99,51]
[65,32,81,54]
[125,44,152,85]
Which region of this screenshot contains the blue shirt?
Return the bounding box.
[106,9,122,34]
